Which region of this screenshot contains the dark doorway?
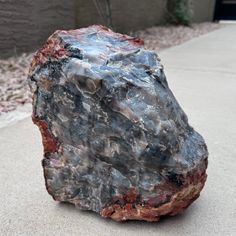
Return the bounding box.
[214,0,236,20]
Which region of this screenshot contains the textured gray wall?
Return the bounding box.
[0,0,215,58]
[192,0,216,22]
[0,0,75,58]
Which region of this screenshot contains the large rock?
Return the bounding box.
[28,25,208,222]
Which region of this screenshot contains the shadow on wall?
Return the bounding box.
[75,0,166,33]
[0,0,215,58]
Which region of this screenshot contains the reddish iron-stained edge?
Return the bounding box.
[100,167,207,222]
[32,115,59,153]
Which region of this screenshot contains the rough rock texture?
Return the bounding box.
[28,25,208,222]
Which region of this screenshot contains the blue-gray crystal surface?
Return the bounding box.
[28,25,208,221]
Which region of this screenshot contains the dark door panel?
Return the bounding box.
[214,0,236,20]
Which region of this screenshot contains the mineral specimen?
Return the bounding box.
[28,25,208,222]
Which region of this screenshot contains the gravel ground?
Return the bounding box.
[0,22,221,114]
[135,22,221,52]
[0,53,33,113]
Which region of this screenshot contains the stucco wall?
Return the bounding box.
[76,0,216,32]
[0,0,216,58]
[0,0,75,58]
[76,0,166,33]
[192,0,216,22]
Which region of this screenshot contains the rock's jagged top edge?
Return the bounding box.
[54,25,145,46]
[29,25,146,74]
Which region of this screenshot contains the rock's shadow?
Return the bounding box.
[57,200,194,227]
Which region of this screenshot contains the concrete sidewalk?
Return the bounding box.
[1,25,236,236]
